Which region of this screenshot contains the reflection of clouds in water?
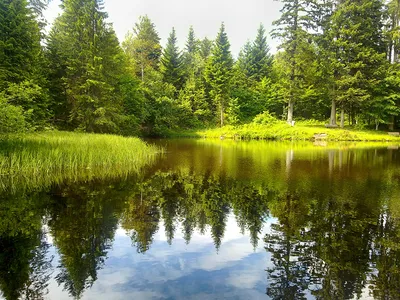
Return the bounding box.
[44,214,276,299]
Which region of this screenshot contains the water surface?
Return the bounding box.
[1,139,400,299]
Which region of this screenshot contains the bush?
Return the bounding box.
[252,111,280,126]
[0,96,27,134]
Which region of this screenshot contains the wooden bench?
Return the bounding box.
[388,132,400,137]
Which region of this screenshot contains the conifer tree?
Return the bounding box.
[205,23,233,127]
[250,24,273,81]
[161,27,184,92]
[47,0,129,133]
[272,0,318,124]
[182,26,199,78]
[331,0,388,127]
[0,0,41,87]
[122,15,161,81]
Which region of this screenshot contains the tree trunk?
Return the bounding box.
[375,120,379,131]
[220,102,224,127]
[389,116,395,131]
[340,108,345,128]
[330,99,337,126]
[287,100,294,124]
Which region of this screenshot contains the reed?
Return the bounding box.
[0,131,160,193]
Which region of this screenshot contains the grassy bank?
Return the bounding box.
[0,131,160,191]
[183,122,400,142]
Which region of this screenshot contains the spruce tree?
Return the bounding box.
[236,41,253,78]
[250,24,273,81]
[272,0,318,124]
[161,27,184,92]
[0,0,41,87]
[182,26,199,78]
[47,0,129,133]
[205,23,233,127]
[331,0,388,127]
[122,15,161,81]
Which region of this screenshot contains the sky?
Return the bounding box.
[43,0,283,57]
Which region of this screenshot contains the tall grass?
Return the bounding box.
[0,131,160,192]
[192,122,400,142]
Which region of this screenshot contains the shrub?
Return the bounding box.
[0,96,27,134]
[252,111,280,126]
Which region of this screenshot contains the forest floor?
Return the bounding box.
[171,122,400,142]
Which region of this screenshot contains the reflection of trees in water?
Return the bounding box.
[263,172,400,300]
[0,192,53,300]
[121,170,268,251]
[265,192,312,299]
[47,180,127,299]
[2,146,400,299]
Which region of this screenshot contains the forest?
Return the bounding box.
[1,0,400,137]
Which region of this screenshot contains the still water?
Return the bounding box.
[1,139,400,300]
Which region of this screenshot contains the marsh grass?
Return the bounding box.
[0,131,160,193]
[191,122,400,142]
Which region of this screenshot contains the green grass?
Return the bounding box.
[186,122,400,142]
[0,131,160,192]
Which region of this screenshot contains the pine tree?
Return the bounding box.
[122,15,161,81]
[205,23,233,127]
[236,41,253,77]
[0,0,50,129]
[182,26,199,78]
[272,0,319,124]
[161,27,184,92]
[331,0,388,127]
[199,37,213,59]
[47,0,129,133]
[250,24,273,81]
[0,0,41,87]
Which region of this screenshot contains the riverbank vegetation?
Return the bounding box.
[2,0,400,137]
[0,132,159,192]
[193,121,400,142]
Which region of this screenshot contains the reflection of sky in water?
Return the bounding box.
[46,215,276,300]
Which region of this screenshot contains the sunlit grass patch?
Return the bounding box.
[0,131,160,192]
[193,122,400,142]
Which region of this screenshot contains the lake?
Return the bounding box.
[1,139,400,300]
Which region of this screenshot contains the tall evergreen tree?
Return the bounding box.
[272,0,318,124]
[331,0,388,127]
[250,24,273,81]
[182,26,199,78]
[205,23,233,127]
[0,0,41,87]
[161,27,184,92]
[47,0,130,133]
[122,15,161,81]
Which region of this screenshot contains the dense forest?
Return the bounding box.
[1,0,400,136]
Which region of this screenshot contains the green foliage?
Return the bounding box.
[46,0,134,134]
[2,0,400,137]
[0,132,159,191]
[252,111,280,126]
[0,0,42,87]
[122,15,161,80]
[0,96,27,134]
[161,28,184,91]
[2,80,49,128]
[205,23,233,127]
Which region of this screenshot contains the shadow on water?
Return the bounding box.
[1,139,400,299]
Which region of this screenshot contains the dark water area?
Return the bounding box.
[1,139,400,299]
